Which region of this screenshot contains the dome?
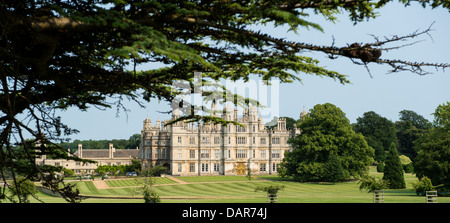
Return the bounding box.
[300,106,308,119]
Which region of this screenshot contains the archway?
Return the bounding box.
[162,163,171,173]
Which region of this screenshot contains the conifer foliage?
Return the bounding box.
[383,143,406,189]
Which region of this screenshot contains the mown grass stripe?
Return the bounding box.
[105,177,177,187]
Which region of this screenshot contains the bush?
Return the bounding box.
[403,163,414,173]
[411,177,435,196]
[399,155,412,165]
[141,165,168,177]
[255,185,285,203]
[376,163,384,172]
[358,176,389,193]
[255,185,285,194]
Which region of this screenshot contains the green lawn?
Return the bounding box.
[105,177,177,187]
[21,166,450,203]
[177,175,253,182]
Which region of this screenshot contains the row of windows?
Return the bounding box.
[145,140,170,145]
[177,149,283,159]
[147,148,283,160]
[179,137,286,145]
[176,163,277,173]
[155,148,169,159]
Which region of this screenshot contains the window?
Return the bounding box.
[237,125,246,132]
[228,137,231,144]
[214,137,220,144]
[201,136,209,144]
[272,150,280,158]
[214,150,220,159]
[214,163,220,172]
[228,150,231,159]
[236,149,247,158]
[272,137,280,144]
[236,137,246,144]
[155,148,160,158]
[260,137,266,144]
[189,150,195,158]
[178,150,182,159]
[201,163,209,172]
[252,149,255,158]
[201,150,209,158]
[178,163,182,172]
[260,163,266,172]
[261,150,266,159]
[189,137,195,144]
[273,163,277,172]
[253,137,255,144]
[189,163,195,172]
[178,136,182,144]
[253,125,255,132]
[161,148,166,158]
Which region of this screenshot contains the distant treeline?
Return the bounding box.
[60,134,141,152]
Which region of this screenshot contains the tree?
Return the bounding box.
[383,142,406,189]
[8,177,38,203]
[414,102,450,192]
[354,111,397,163]
[395,110,431,159]
[2,0,450,202]
[126,159,142,173]
[127,134,141,149]
[398,110,432,130]
[279,103,374,182]
[283,117,298,130]
[130,168,160,203]
[323,153,346,183]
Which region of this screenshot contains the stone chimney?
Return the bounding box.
[78,144,82,158]
[109,143,115,159]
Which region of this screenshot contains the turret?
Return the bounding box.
[144,116,152,130]
[300,106,308,120]
[249,105,258,121]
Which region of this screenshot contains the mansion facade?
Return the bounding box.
[138,105,305,176]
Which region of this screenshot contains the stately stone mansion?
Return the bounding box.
[138,104,305,176]
[35,104,306,177]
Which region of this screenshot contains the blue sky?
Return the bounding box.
[59,2,450,141]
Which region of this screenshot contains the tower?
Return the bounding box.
[300,106,308,120]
